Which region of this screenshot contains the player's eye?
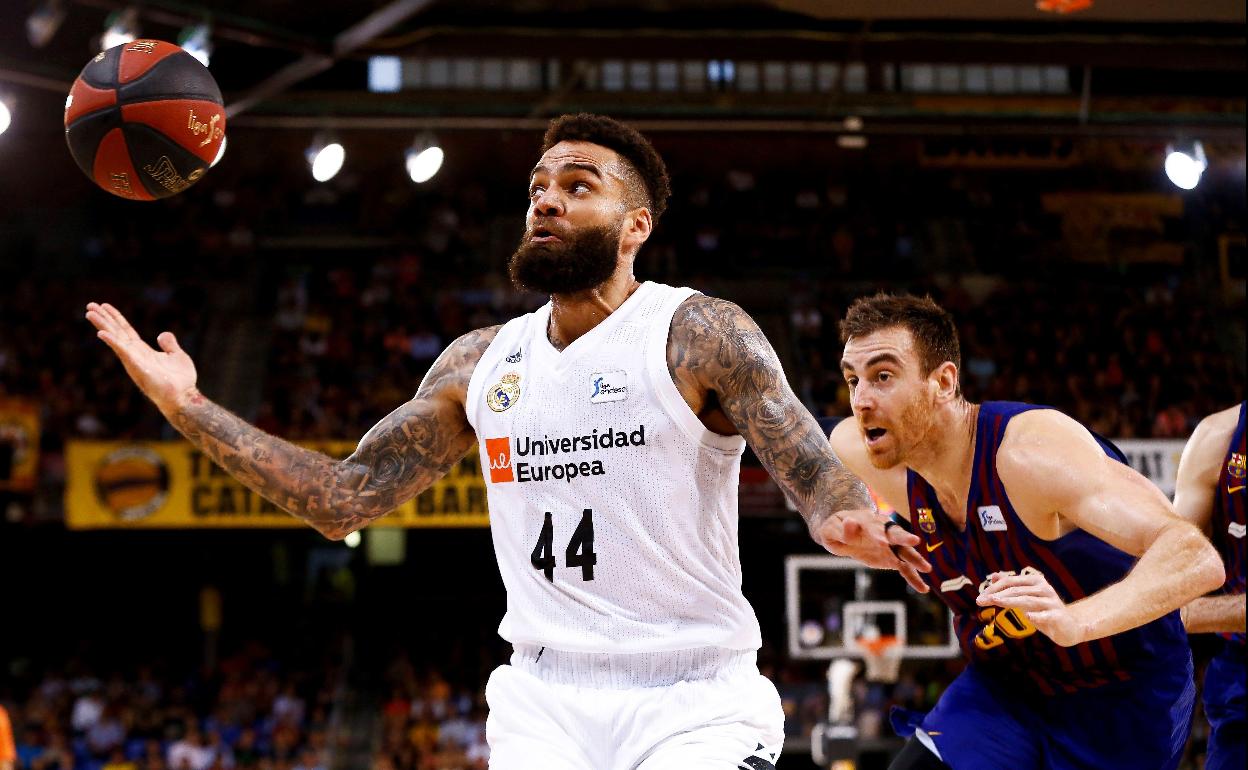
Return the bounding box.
[846,376,858,388]
[571,181,591,193]
[528,185,545,198]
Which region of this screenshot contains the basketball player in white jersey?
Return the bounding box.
[86,113,928,770]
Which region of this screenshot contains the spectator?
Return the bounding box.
[168,725,216,770]
[0,704,15,770]
[104,747,140,770]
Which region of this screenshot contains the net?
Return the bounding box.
[852,633,901,683]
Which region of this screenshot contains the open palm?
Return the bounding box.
[85,302,198,415]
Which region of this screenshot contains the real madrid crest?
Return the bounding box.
[487,372,522,412]
[917,507,937,534]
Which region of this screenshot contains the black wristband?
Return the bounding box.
[883,519,904,561]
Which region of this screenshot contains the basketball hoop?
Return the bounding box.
[851,634,902,683]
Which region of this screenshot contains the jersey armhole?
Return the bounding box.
[464,315,533,434]
[644,289,747,455]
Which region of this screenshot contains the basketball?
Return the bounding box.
[63,39,225,201]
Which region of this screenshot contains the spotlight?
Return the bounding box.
[26,0,67,48]
[211,136,227,167]
[344,531,361,548]
[178,23,213,67]
[405,135,443,183]
[0,101,11,136]
[100,7,139,51]
[1164,141,1207,191]
[307,133,345,182]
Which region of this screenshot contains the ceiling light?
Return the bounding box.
[0,101,11,136]
[1164,141,1207,191]
[26,0,67,49]
[101,7,139,51]
[178,23,213,67]
[405,135,443,183]
[307,134,345,182]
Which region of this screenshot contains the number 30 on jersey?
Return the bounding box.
[531,508,598,582]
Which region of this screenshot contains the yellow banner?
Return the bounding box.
[0,398,41,492]
[65,440,489,529]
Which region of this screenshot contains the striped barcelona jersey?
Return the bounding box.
[1213,401,1247,645]
[906,401,1188,695]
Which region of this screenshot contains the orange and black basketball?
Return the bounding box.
[64,39,225,201]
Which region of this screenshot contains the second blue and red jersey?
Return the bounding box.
[906,400,1189,695]
[1211,401,1246,646]
[1203,402,1247,770]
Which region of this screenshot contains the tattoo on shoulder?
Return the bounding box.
[415,324,503,400]
[669,295,871,530]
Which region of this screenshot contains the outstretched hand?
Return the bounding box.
[85,302,198,416]
[812,509,932,592]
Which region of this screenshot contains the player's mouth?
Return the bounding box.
[863,426,888,447]
[529,224,563,243]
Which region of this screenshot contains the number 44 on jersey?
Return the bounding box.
[532,509,598,582]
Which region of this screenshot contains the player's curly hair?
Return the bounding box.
[542,113,672,221]
[840,292,962,393]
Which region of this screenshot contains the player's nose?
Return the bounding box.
[532,187,565,217]
[850,387,875,413]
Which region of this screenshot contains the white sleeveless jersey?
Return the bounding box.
[465,281,763,654]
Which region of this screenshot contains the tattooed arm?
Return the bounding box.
[667,295,929,586]
[86,302,496,539]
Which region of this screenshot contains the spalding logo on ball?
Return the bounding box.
[64,39,225,200]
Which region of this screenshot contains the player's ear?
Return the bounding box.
[933,361,960,403]
[620,206,652,256]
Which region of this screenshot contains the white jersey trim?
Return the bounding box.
[510,643,757,689]
[464,313,533,431]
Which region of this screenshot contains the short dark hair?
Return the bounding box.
[541,113,671,221]
[840,292,962,383]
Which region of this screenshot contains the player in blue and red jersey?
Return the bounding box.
[828,292,1225,770]
[1173,402,1246,770]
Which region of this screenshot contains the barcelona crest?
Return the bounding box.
[1229,452,1245,480]
[917,507,937,534]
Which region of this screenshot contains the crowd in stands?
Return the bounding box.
[789,275,1245,438]
[3,139,1242,468]
[370,653,489,770]
[0,646,334,770]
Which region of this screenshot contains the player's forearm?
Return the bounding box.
[165,389,392,538]
[1069,522,1225,642]
[1182,594,1246,634]
[746,404,873,537]
[797,452,876,539]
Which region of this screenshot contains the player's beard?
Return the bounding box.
[508,221,622,295]
[865,392,938,470]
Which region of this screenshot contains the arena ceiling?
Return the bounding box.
[1,0,1243,132]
